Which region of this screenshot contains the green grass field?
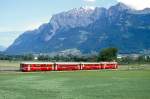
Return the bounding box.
[0,60,150,99]
[0,70,150,99]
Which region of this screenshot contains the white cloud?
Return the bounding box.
[117,0,150,10]
[83,0,96,3]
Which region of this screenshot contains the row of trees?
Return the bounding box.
[0,47,118,62]
[0,54,34,61]
[1,47,149,64]
[118,55,150,64]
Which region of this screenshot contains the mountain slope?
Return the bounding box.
[5,3,150,54]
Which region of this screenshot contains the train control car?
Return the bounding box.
[100,62,118,69]
[20,62,54,72]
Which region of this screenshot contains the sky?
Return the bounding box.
[0,0,150,47]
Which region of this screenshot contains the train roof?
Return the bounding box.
[81,62,117,64]
[55,62,80,64]
[21,62,54,64]
[100,62,117,64]
[21,62,117,64]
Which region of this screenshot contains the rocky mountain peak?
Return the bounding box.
[49,6,96,32]
[109,2,131,13]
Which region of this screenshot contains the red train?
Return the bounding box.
[20,62,118,72]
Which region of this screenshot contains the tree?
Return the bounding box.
[97,47,118,61]
[22,54,34,61]
[38,55,50,61]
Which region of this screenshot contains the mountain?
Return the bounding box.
[0,45,6,51]
[5,3,150,54]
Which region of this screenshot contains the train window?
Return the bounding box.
[35,64,41,67]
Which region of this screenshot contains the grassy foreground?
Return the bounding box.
[0,70,150,99]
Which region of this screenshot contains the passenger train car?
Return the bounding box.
[20,62,118,72]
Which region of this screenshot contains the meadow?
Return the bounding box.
[0,61,150,99]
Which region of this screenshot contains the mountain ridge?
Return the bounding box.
[5,3,150,54]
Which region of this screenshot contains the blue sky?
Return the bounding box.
[0,0,117,32]
[1,0,149,47]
